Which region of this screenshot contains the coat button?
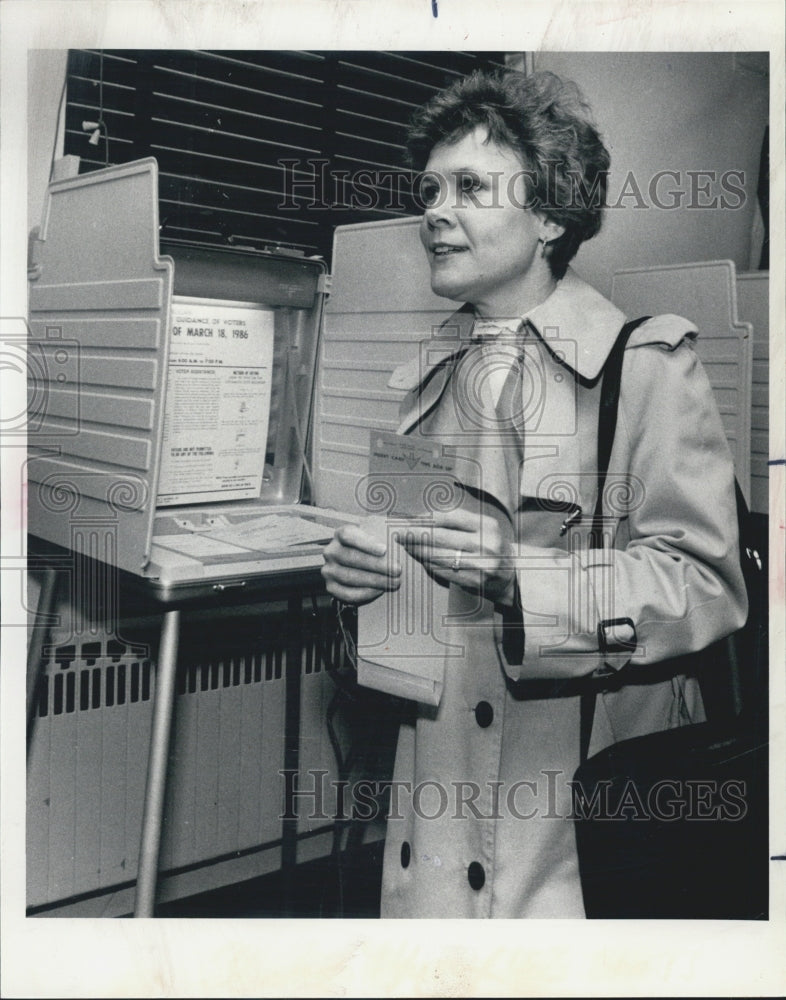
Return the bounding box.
[401,841,411,868]
[468,861,485,890]
[474,701,494,728]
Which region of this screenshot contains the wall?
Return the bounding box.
[536,52,769,296]
[27,49,68,234]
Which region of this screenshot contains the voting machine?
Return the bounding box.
[27,158,354,603]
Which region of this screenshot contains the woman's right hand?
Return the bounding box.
[321,523,402,606]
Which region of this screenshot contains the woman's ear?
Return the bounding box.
[539,217,566,244]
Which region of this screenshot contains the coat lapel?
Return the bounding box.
[394,305,476,435]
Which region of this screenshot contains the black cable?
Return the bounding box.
[312,593,403,916]
[52,51,112,179]
[325,687,348,916]
[97,50,110,167]
[312,594,360,917]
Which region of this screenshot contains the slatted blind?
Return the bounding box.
[64,49,507,263]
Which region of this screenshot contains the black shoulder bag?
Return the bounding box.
[572,318,769,920]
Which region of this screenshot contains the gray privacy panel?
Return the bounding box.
[314,217,459,514]
[611,260,753,504]
[28,159,173,575]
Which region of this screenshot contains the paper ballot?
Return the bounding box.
[357,431,506,705]
[365,430,461,517]
[356,517,462,706]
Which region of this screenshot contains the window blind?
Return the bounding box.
[64,49,507,263]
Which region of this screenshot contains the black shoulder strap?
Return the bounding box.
[581,315,650,763]
[589,316,651,550]
[580,320,763,761]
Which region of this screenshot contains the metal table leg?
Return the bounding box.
[134,608,180,917]
[27,567,58,754]
[281,595,302,916]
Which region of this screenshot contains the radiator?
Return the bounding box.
[27,594,351,912]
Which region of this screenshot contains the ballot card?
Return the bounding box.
[365,430,463,517]
[356,515,463,706]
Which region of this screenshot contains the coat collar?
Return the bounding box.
[521,267,627,382]
[387,303,475,393]
[389,269,627,394]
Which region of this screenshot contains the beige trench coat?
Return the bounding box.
[377,268,748,918]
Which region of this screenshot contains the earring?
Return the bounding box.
[538,237,550,258]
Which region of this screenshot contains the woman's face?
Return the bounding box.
[419,126,562,318]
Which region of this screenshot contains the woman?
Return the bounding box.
[321,69,747,917]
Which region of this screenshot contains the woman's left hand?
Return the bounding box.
[400,508,516,604]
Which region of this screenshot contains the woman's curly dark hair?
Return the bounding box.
[406,69,610,280]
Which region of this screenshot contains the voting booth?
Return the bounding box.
[27,158,353,604]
